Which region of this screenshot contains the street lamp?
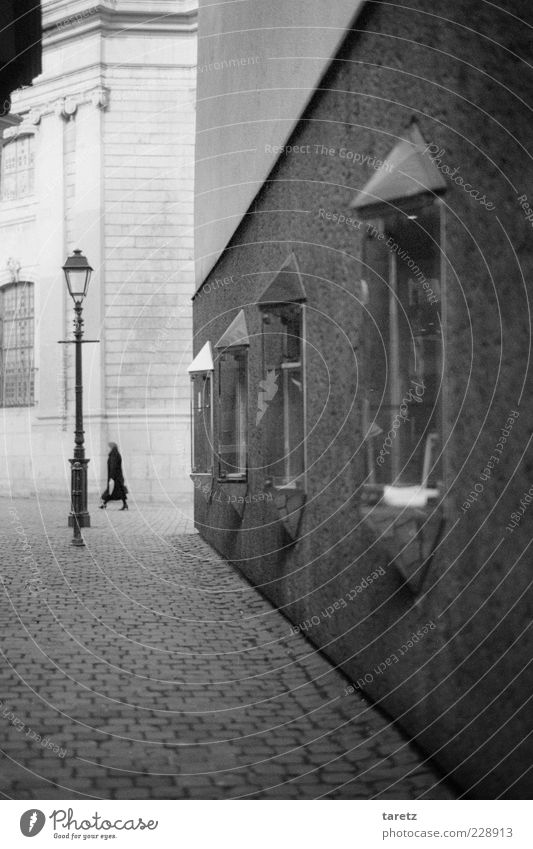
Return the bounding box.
[61,249,94,546]
[63,248,92,304]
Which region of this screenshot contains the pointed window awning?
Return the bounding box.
[257,253,306,307]
[351,125,447,217]
[215,309,250,348]
[187,341,214,373]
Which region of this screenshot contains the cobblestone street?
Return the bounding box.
[0,497,455,800]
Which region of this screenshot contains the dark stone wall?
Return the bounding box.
[193,0,533,797]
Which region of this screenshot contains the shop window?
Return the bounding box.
[191,372,213,473]
[218,349,247,479]
[351,123,446,508]
[0,134,35,201]
[362,201,443,504]
[188,342,214,474]
[215,311,249,481]
[259,303,305,488]
[0,281,35,407]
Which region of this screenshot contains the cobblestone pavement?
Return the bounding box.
[0,496,455,800]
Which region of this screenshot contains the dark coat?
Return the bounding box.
[101,448,128,502]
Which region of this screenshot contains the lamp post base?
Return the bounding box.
[68,512,91,529]
[69,457,90,544]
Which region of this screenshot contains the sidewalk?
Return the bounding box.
[0,496,455,799]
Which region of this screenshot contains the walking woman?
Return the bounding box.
[100,442,128,510]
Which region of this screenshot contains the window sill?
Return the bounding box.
[0,403,36,409]
[265,477,306,493]
[361,484,439,509]
[217,475,247,484]
[0,195,37,215]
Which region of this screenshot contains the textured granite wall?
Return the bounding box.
[193,0,533,797]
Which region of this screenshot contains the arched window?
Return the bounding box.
[0,281,35,406]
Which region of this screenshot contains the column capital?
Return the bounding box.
[51,87,110,120]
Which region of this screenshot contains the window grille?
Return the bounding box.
[0,282,35,407]
[0,135,35,201]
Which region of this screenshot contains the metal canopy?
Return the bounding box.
[351,124,447,215]
[187,341,214,372]
[258,253,306,307]
[215,310,250,349]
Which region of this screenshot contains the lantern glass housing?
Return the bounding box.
[63,249,92,304]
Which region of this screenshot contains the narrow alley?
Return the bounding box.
[0,497,455,800]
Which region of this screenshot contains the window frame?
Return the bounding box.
[0,131,36,203]
[259,301,307,493]
[190,370,214,475]
[0,280,36,408]
[361,197,445,507]
[216,344,248,483]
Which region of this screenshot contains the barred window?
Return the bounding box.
[0,282,35,407]
[0,135,35,201]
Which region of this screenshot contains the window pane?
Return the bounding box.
[365,231,390,414]
[284,364,304,484]
[191,372,212,473]
[260,305,305,487]
[218,350,247,478]
[0,282,34,407]
[1,136,35,201]
[364,205,442,489]
[3,143,16,172]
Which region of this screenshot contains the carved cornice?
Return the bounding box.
[6,1,197,117]
[43,1,198,47]
[53,87,109,120]
[3,120,39,141]
[10,86,111,127]
[90,87,110,109]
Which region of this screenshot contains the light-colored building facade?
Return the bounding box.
[0,0,197,505]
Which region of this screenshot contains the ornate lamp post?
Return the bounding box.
[60,249,94,546]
